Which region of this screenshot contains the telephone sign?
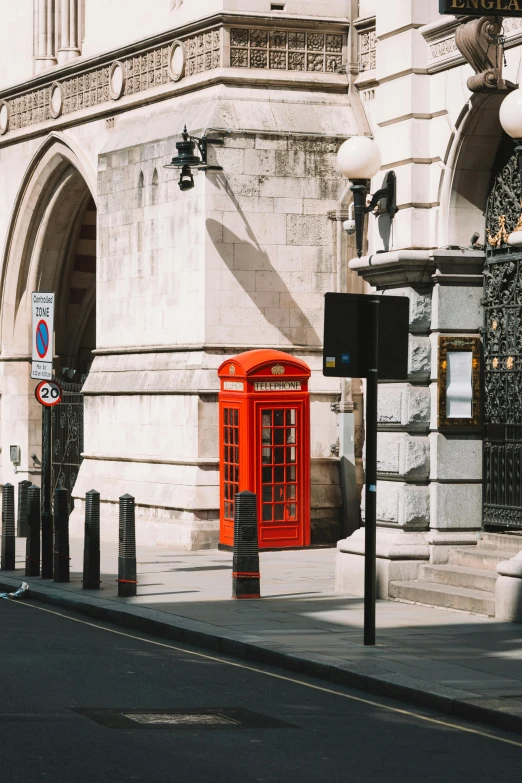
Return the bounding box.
[35,380,62,407]
[440,0,522,16]
[31,292,54,380]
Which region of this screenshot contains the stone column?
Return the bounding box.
[335,249,484,597]
[336,251,433,598]
[57,0,81,65]
[34,0,57,74]
[427,250,484,562]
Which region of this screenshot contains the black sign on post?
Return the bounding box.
[323,293,409,381]
[323,293,409,646]
[440,0,522,17]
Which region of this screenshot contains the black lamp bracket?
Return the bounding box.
[350,170,398,258]
[365,170,398,219]
[190,134,226,171]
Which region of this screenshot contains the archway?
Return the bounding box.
[442,92,506,248]
[0,136,97,491]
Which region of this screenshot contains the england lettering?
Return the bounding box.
[440,0,522,15]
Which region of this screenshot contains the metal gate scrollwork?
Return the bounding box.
[44,378,84,512]
[484,152,522,528]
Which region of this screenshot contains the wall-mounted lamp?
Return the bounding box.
[164,126,226,191]
[337,137,398,258]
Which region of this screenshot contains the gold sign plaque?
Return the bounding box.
[438,336,481,430]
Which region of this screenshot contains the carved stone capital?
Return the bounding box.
[456,15,513,93]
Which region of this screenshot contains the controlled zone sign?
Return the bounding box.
[31,292,54,380]
[440,0,522,16]
[35,380,62,407]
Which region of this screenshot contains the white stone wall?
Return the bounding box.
[0,5,34,90]
[0,0,391,548]
[0,51,355,544]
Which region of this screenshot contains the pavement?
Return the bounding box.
[2,538,522,736]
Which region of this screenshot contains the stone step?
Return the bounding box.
[418,564,497,593]
[448,547,515,572]
[480,532,522,554]
[389,580,495,616]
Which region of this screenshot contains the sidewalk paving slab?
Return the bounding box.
[2,539,522,735]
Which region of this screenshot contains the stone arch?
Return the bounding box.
[0,132,97,485]
[1,132,97,358]
[440,92,507,249]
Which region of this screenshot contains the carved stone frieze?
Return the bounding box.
[230,28,344,73]
[185,29,221,76]
[1,23,346,136]
[455,16,510,92]
[429,36,458,63]
[358,27,376,72]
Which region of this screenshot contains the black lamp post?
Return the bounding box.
[337,136,398,258]
[164,126,226,191]
[336,135,398,645]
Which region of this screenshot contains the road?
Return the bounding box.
[1,597,521,783]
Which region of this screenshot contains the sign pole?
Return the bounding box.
[31,290,56,580]
[323,292,409,647]
[41,405,53,579]
[364,297,379,646]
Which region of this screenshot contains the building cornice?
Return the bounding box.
[0,12,349,99]
[0,13,349,145]
[420,14,522,74]
[349,248,485,287]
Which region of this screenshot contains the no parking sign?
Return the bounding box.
[31,292,54,380]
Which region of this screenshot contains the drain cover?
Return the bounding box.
[74,708,294,730]
[123,713,239,726]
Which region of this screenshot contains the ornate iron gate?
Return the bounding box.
[483,150,522,528]
[43,380,84,512]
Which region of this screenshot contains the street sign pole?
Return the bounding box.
[323,292,409,648]
[41,405,53,579]
[34,381,62,578]
[364,298,379,647]
[32,290,56,580]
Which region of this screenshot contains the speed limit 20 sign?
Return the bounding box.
[35,380,62,407]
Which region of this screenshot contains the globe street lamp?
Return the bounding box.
[499,89,522,247]
[336,136,398,258]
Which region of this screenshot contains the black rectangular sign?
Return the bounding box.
[323,293,409,381]
[440,0,522,16]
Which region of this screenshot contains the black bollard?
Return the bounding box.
[25,485,40,577]
[83,490,100,589]
[118,494,137,598]
[53,487,70,583]
[17,479,32,537]
[1,484,16,571]
[41,499,53,580]
[232,491,261,599]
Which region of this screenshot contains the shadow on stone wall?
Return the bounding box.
[206,174,321,347]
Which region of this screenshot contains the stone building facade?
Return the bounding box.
[4,0,522,612]
[0,0,366,548]
[335,1,522,614]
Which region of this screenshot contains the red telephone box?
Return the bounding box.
[218,350,311,549]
